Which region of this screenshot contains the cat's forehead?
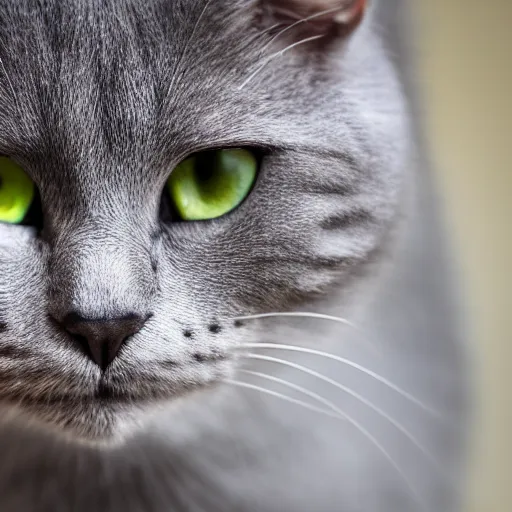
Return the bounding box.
[0,1,274,169]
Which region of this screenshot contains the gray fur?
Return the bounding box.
[0,1,469,511]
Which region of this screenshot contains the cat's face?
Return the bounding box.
[0,0,408,439]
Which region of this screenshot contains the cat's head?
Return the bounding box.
[0,0,408,439]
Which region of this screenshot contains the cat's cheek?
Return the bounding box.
[0,228,45,335]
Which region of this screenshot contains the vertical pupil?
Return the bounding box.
[193,152,217,183]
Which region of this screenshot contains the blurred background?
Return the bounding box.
[416,1,511,511]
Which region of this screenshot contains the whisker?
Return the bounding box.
[241,6,349,92]
[239,369,347,419]
[259,6,348,53]
[238,34,324,90]
[224,378,342,420]
[232,311,377,355]
[226,376,425,510]
[240,343,448,422]
[262,22,285,35]
[233,311,358,329]
[240,363,453,485]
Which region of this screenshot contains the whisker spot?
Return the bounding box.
[208,323,221,334]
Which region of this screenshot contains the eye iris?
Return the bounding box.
[167,149,257,221]
[0,157,35,224]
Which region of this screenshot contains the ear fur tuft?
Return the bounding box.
[260,0,366,39]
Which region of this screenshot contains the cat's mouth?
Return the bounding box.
[0,357,230,439]
[0,343,232,438]
[2,381,161,408]
[0,375,218,439]
[95,379,135,402]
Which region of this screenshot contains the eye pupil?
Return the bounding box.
[194,154,216,183]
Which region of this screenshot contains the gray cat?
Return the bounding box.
[0,0,470,511]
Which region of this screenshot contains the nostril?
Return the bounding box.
[56,311,151,369]
[69,332,91,358]
[55,311,83,330]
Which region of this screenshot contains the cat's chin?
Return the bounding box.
[0,397,152,443]
[0,383,209,443]
[0,354,233,441]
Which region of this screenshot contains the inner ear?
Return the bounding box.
[260,0,366,40]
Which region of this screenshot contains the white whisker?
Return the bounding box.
[240,343,447,421]
[240,360,453,485]
[238,34,324,90]
[240,6,346,92]
[260,6,347,53]
[233,311,358,329]
[224,378,341,420]
[226,375,425,510]
[239,369,347,419]
[262,22,284,34]
[233,311,378,355]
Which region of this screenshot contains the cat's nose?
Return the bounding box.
[59,312,149,369]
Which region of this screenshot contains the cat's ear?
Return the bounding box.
[259,0,366,40]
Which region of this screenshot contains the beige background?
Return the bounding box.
[416,1,511,511]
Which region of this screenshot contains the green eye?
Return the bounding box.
[167,149,258,221]
[0,157,35,224]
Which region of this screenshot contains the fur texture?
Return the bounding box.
[0,1,469,511]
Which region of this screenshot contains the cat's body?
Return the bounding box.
[0,1,469,511]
